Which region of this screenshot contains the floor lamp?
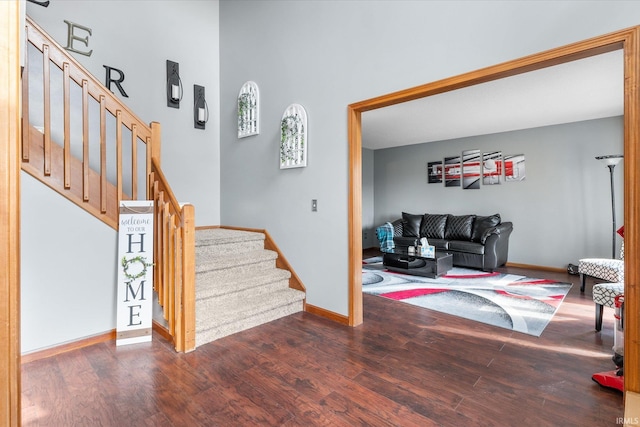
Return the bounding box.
[596,154,623,258]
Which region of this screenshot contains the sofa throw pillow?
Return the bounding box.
[401,212,422,237]
[444,214,475,241]
[420,214,448,239]
[391,219,404,236]
[471,214,501,243]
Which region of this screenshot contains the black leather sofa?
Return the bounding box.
[383,212,513,272]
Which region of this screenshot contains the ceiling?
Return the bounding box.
[361,50,624,150]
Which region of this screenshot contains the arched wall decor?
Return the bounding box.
[347,26,640,406]
[237,80,259,138]
[280,103,307,169]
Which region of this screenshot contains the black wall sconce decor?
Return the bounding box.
[166,60,182,108]
[194,84,209,130]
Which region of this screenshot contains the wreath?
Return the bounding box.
[121,256,153,281]
[280,114,305,163]
[238,92,256,131]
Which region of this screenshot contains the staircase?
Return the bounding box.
[22,17,306,352]
[194,228,306,346]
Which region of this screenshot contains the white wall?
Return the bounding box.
[219,0,640,316]
[22,1,220,352]
[372,117,624,269]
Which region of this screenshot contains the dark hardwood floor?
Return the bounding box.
[22,254,623,426]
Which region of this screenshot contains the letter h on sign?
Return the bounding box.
[127,233,145,253]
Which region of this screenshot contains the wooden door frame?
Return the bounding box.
[1,0,21,425]
[347,26,640,401]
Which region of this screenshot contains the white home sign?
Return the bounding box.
[116,201,154,346]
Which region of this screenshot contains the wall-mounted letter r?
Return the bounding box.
[103,65,129,98]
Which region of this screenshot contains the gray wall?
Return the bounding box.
[371,117,624,268]
[220,1,640,316]
[362,148,376,248]
[22,1,220,352]
[21,174,118,351]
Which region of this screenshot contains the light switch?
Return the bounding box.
[311,199,317,212]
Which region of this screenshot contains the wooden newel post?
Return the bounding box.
[181,203,196,352]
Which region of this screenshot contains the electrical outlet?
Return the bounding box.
[311,199,317,212]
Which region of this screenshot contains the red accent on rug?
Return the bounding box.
[511,279,559,285]
[381,288,447,300]
[494,289,566,302]
[443,272,500,279]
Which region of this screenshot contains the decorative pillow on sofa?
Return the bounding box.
[444,214,475,241]
[402,212,423,237]
[420,214,448,239]
[391,219,404,236]
[471,213,501,243]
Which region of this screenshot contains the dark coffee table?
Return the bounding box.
[382,249,453,278]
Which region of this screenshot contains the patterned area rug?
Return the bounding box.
[363,257,572,337]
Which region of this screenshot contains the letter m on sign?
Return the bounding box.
[124,280,146,302]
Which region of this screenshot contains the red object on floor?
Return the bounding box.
[592,371,624,392]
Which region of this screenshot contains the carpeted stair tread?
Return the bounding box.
[196,228,265,246]
[196,287,304,327]
[196,267,291,300]
[196,248,277,273]
[197,278,292,309]
[196,229,266,256]
[195,299,303,347]
[196,288,305,334]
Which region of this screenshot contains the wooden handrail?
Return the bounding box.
[23,17,155,227]
[21,16,195,352]
[25,19,153,146]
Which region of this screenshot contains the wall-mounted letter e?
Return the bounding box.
[64,20,93,57]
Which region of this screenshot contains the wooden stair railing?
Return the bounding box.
[21,16,196,352]
[150,157,196,352]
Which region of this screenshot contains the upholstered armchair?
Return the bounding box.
[592,282,624,331]
[578,242,624,292]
